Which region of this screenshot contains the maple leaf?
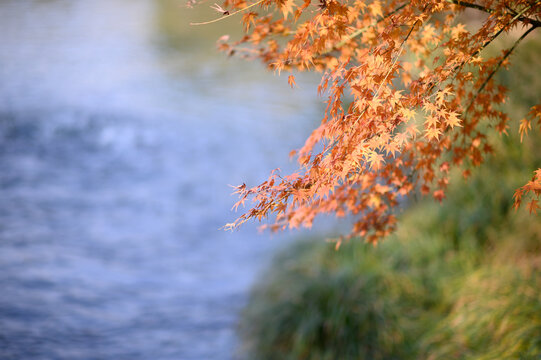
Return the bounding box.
[444,111,462,129]
[425,114,438,127]
[440,162,450,173]
[451,23,467,40]
[242,12,258,31]
[425,127,442,141]
[519,118,531,142]
[369,1,382,18]
[400,108,416,121]
[367,151,385,170]
[527,199,539,215]
[433,189,445,202]
[421,24,437,45]
[288,74,297,88]
[278,0,294,19]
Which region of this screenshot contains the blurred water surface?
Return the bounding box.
[0,0,320,359]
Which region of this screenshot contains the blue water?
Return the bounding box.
[0,1,321,359]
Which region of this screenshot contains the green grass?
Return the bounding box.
[421,265,541,360]
[238,239,429,360]
[238,195,540,359]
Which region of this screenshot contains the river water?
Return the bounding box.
[0,1,321,359]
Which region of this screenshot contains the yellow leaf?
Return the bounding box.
[451,23,467,40]
[444,111,462,129]
[279,0,294,19]
[425,127,442,141]
[369,1,382,18]
[400,108,416,121]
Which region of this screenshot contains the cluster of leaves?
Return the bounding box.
[194,0,541,241]
[237,132,541,358]
[233,29,541,358]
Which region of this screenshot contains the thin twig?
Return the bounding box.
[429,0,540,95]
[463,24,538,117]
[320,2,410,55]
[190,0,265,26]
[447,0,541,27]
[370,19,419,108]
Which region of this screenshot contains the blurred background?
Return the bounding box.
[1,1,540,360]
[0,0,323,359]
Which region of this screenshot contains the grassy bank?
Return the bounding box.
[237,131,541,359]
[237,173,540,359]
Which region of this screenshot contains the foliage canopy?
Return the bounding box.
[194,0,541,241]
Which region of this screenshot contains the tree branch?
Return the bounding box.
[447,0,541,27]
[442,0,539,91]
[190,0,264,26]
[464,24,538,116]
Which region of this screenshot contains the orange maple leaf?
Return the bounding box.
[288,74,297,88]
[527,199,539,215]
